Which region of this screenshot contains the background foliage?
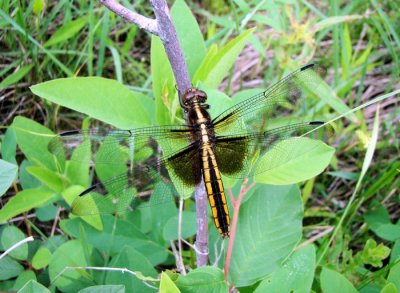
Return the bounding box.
[0,0,399,292]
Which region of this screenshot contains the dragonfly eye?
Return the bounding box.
[182,88,207,107]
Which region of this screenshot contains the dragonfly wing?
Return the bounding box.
[71,142,202,216]
[48,125,194,167]
[215,121,333,179]
[212,64,325,135]
[49,125,202,215]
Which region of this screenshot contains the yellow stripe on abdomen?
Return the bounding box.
[202,146,230,238]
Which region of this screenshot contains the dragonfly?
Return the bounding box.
[49,64,331,238]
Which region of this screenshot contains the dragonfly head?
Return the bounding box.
[181,88,207,109]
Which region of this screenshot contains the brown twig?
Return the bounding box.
[100,0,208,266]
[99,0,159,35]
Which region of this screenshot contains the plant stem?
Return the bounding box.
[101,0,209,266]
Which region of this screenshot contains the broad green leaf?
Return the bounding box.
[48,240,92,292]
[18,280,50,293]
[60,215,168,266]
[0,159,17,196]
[62,185,103,231]
[44,16,88,47]
[390,240,400,264]
[151,35,176,125]
[36,203,58,221]
[320,267,358,293]
[11,116,56,171]
[19,160,41,190]
[163,211,197,241]
[255,245,316,293]
[201,88,233,119]
[0,64,34,89]
[78,285,125,293]
[66,139,90,187]
[0,225,28,260]
[1,127,17,164]
[26,166,67,193]
[381,283,398,293]
[194,28,254,89]
[0,255,24,280]
[160,272,180,293]
[0,188,56,223]
[364,204,400,241]
[229,185,303,287]
[171,0,206,77]
[106,246,158,293]
[13,270,36,291]
[255,138,334,185]
[387,261,400,292]
[32,246,52,269]
[31,78,150,129]
[175,266,228,293]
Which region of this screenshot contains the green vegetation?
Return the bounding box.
[0,0,399,292]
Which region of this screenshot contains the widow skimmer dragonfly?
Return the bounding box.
[49,63,331,238]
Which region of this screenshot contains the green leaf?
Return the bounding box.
[255,245,316,293]
[32,246,52,269]
[60,215,168,266]
[390,240,400,264]
[13,270,36,291]
[62,185,103,231]
[32,0,45,14]
[48,240,92,292]
[11,116,56,171]
[355,239,390,267]
[0,255,24,280]
[78,285,125,293]
[194,28,254,89]
[151,35,176,125]
[31,78,150,129]
[0,64,34,89]
[314,15,364,32]
[171,0,206,78]
[364,203,400,241]
[0,188,56,223]
[0,159,17,197]
[18,280,51,293]
[320,268,358,293]
[1,127,17,164]
[66,139,91,187]
[380,283,398,293]
[160,272,180,293]
[105,246,158,293]
[0,225,28,260]
[229,185,303,287]
[387,261,400,292]
[175,266,228,293]
[302,71,355,121]
[44,16,88,47]
[255,137,334,185]
[19,160,41,190]
[35,203,58,222]
[163,211,197,241]
[26,166,67,193]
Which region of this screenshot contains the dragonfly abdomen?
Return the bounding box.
[201,145,230,238]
